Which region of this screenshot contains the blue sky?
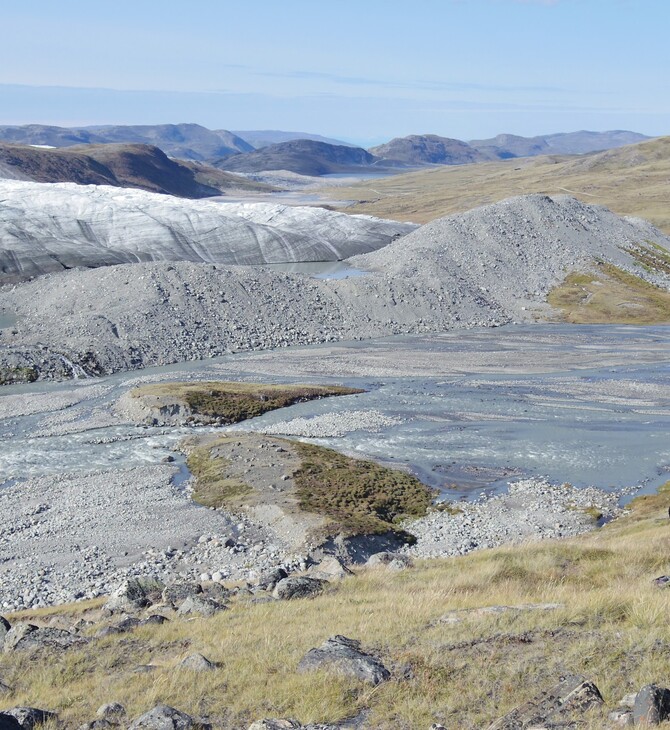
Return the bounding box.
[1,0,668,144]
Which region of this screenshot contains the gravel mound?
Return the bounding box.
[0,180,414,281]
[1,194,668,381]
[257,410,403,438]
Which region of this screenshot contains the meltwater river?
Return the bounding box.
[1,324,669,502]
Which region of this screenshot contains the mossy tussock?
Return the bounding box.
[185,441,251,508]
[0,365,38,385]
[184,434,434,540]
[130,381,363,425]
[292,442,434,540]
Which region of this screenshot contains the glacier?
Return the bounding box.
[0,180,416,281]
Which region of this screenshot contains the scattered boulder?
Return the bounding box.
[365,552,413,570]
[608,708,634,727]
[96,703,126,722]
[95,614,167,639]
[128,704,210,729]
[255,568,288,592]
[653,575,670,588]
[3,622,88,653]
[0,616,10,642]
[272,577,327,601]
[486,674,603,729]
[104,578,165,613]
[320,532,408,565]
[297,635,391,685]
[200,582,231,602]
[162,582,203,606]
[178,653,217,671]
[247,722,337,730]
[3,707,58,729]
[176,596,227,617]
[307,556,352,581]
[633,684,670,725]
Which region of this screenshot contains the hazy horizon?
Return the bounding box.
[2,0,668,145]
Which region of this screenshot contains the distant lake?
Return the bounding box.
[253,261,368,279]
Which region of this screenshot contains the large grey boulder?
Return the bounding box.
[255,568,288,592]
[176,596,227,618]
[272,577,327,601]
[161,582,202,606]
[365,552,413,570]
[0,616,10,643]
[177,653,217,672]
[96,703,126,722]
[3,622,88,653]
[3,707,58,729]
[633,684,670,725]
[0,716,20,730]
[307,556,352,582]
[486,674,604,729]
[128,704,210,729]
[297,635,390,685]
[104,578,165,613]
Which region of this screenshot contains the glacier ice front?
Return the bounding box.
[0,180,416,282]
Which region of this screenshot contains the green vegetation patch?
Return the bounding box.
[548,262,670,324]
[185,439,251,508]
[134,381,362,424]
[0,366,38,385]
[292,442,434,540]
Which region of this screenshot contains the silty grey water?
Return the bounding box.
[1,324,668,501]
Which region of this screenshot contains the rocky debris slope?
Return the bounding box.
[0,194,667,380]
[0,180,414,282]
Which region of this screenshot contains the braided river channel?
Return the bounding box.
[1,324,669,503]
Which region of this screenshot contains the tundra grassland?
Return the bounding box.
[3,483,670,729]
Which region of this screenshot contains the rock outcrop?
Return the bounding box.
[297,635,391,685]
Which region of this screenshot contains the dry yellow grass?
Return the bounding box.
[548,262,670,324]
[324,136,670,233]
[3,485,670,728]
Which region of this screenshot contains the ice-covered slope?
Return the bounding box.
[0,181,415,281]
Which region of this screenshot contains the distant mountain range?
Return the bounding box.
[0,143,274,198]
[0,123,654,179]
[232,130,354,148]
[219,140,380,176]
[0,123,252,161]
[369,135,489,166]
[468,130,649,159]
